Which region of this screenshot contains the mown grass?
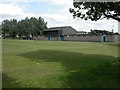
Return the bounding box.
[2,39,119,88]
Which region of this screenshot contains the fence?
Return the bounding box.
[33,35,120,43]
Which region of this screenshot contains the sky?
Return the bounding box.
[0,0,119,32]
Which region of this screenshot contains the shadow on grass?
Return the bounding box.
[2,73,22,88]
[106,43,119,47]
[19,50,119,88]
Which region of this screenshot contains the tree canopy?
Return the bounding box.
[69,2,120,21]
[1,17,47,39]
[89,29,114,35]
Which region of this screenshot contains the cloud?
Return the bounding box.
[50,0,73,6]
[0,3,24,15]
[41,12,118,32]
[0,1,118,33]
[0,3,25,22]
[0,0,73,5]
[0,0,51,3]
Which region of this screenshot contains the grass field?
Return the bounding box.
[2,39,119,88]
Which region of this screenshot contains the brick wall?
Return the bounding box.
[34,35,120,43]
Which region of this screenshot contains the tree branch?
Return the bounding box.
[103,12,120,22]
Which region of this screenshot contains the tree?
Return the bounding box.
[37,17,47,35]
[2,19,10,39]
[1,17,47,39]
[28,17,47,37]
[17,20,24,39]
[89,29,113,35]
[9,19,18,39]
[0,25,2,37]
[69,2,120,21]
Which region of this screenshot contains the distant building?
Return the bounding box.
[43,26,77,40]
[35,26,119,43]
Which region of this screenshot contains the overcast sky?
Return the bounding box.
[0,0,118,32]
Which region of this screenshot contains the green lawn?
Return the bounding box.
[2,39,119,88]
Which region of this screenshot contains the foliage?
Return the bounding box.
[1,17,47,39]
[69,2,120,21]
[0,25,2,37]
[89,29,114,35]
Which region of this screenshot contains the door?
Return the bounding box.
[60,36,64,41]
[48,36,51,40]
[103,36,106,42]
[101,36,107,42]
